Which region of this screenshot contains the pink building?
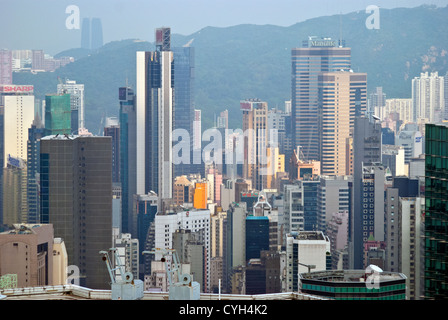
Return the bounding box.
[0,224,55,287]
[0,49,12,84]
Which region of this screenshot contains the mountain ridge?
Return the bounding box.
[13,5,448,133]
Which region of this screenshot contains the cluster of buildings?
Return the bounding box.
[0,29,447,301]
[0,49,74,74]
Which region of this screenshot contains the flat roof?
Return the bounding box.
[0,285,328,301]
[300,269,406,283]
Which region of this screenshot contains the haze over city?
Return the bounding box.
[0,0,448,307]
[1,0,447,54]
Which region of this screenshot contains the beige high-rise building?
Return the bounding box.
[241,99,268,191]
[318,72,367,176]
[0,85,35,166]
[384,98,413,124]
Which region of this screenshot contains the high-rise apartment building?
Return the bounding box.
[424,123,448,299]
[0,85,35,225]
[136,27,174,205]
[384,98,413,124]
[39,135,112,290]
[351,115,382,270]
[0,85,35,166]
[154,209,211,290]
[318,72,367,175]
[291,36,351,162]
[31,50,45,71]
[0,49,12,84]
[241,99,269,191]
[412,72,445,123]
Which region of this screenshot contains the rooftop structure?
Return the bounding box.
[300,269,407,300]
[0,284,328,300]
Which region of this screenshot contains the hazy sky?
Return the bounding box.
[1,0,448,54]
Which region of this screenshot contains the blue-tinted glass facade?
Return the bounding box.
[246,216,270,261]
[119,87,136,235]
[27,121,45,223]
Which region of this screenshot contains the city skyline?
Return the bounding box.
[1,1,448,303]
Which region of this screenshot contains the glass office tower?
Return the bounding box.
[291,37,351,162]
[424,123,448,299]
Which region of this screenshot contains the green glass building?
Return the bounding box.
[44,94,71,136]
[424,123,448,299]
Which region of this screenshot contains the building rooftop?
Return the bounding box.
[1,224,45,235]
[288,231,326,241]
[299,269,406,283]
[0,285,328,301]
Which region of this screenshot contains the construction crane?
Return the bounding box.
[143,248,200,300]
[99,248,144,300]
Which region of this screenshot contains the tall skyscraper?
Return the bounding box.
[0,85,35,226]
[291,36,351,162]
[172,46,194,165]
[136,27,174,205]
[241,99,269,191]
[91,18,103,50]
[0,49,12,84]
[27,115,45,224]
[57,79,85,132]
[424,123,448,299]
[119,86,137,235]
[39,135,112,289]
[412,72,445,123]
[81,18,91,50]
[317,71,367,175]
[81,17,103,51]
[350,115,382,270]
